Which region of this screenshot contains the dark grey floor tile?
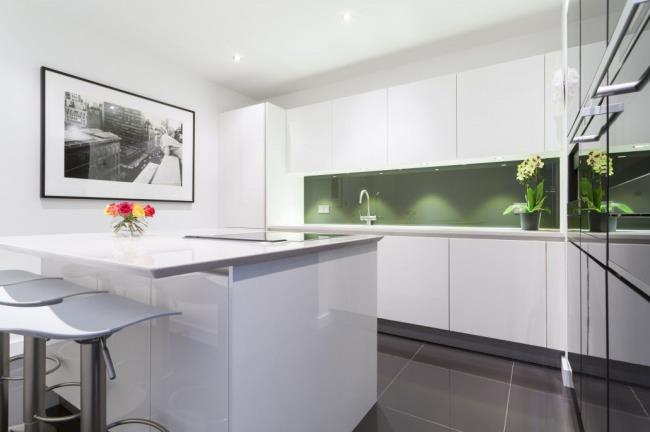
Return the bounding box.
[380,360,509,432]
[579,376,646,415]
[609,408,650,432]
[378,333,422,359]
[505,386,580,432]
[581,401,650,432]
[354,404,456,432]
[631,385,650,416]
[413,342,513,383]
[378,352,409,396]
[511,362,568,397]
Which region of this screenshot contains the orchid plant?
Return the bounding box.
[503,155,550,215]
[580,150,633,214]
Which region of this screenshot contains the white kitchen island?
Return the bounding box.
[0,230,381,432]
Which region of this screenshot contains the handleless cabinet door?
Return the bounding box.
[387,75,457,166]
[457,55,545,159]
[449,238,546,346]
[332,89,387,171]
[378,236,449,329]
[217,103,266,229]
[287,101,332,173]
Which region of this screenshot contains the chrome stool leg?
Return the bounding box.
[78,338,169,432]
[1,332,9,432]
[80,339,106,432]
[22,337,46,432]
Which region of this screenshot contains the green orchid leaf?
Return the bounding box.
[608,201,634,214]
[580,177,593,202]
[593,186,604,208]
[503,203,527,215]
[535,180,545,204]
[526,186,536,211]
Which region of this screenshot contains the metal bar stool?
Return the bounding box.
[0,270,105,432]
[0,293,180,432]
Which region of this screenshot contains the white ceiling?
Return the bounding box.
[37,0,562,99]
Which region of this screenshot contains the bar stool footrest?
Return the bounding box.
[107,418,170,431]
[32,382,81,423]
[0,354,61,381]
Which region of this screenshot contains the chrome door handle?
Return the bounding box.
[595,64,650,97]
[584,0,649,100]
[573,111,623,143]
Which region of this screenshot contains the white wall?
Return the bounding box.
[269,25,561,108]
[0,1,253,240]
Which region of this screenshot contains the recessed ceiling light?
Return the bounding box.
[342,12,352,22]
[232,54,242,63]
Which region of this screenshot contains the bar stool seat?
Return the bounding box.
[0,278,104,307]
[0,294,179,340]
[0,270,59,286]
[0,271,106,432]
[0,294,179,432]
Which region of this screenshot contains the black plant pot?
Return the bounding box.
[589,212,618,233]
[519,212,541,231]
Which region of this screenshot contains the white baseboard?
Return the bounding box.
[561,355,574,388]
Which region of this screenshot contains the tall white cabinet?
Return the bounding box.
[218,103,301,229]
[457,55,545,159]
[387,75,457,165]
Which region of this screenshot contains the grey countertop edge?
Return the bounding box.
[269,225,566,241]
[0,235,382,279]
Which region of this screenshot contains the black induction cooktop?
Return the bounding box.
[184,231,345,242]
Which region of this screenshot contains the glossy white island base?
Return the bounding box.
[0,231,380,432]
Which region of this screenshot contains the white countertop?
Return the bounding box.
[269,224,566,241]
[0,229,381,279]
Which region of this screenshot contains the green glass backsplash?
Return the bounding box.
[304,159,560,228]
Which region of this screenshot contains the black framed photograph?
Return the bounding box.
[41,67,195,202]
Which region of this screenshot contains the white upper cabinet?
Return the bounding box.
[545,51,564,152]
[287,101,332,173]
[457,55,545,159]
[387,75,457,165]
[332,89,387,171]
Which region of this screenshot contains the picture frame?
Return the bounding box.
[41,67,195,202]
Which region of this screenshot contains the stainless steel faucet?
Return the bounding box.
[359,189,377,225]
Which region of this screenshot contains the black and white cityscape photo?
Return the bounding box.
[63,91,184,186]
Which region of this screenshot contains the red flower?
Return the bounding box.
[116,202,134,217]
[144,205,155,217]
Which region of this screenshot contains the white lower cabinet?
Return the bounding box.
[449,238,547,346]
[378,236,449,329]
